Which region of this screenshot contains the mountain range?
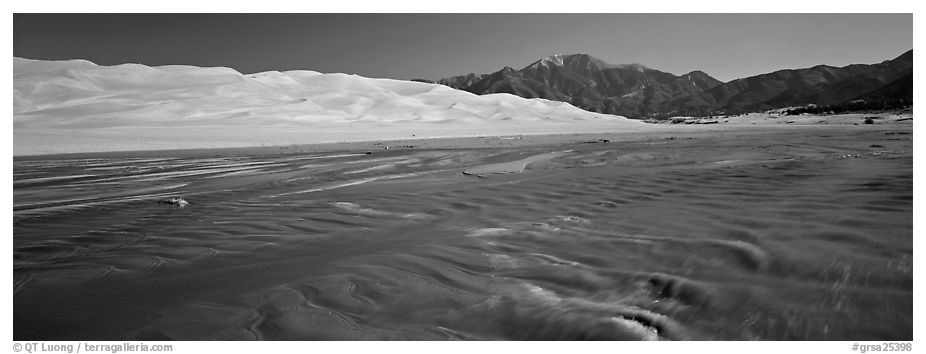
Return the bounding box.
[419,50,913,118]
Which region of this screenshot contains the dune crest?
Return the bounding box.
[14,58,648,155]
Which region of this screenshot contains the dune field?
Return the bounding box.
[14,58,648,156]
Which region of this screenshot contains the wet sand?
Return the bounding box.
[13,123,912,340]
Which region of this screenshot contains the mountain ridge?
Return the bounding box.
[433,51,912,118]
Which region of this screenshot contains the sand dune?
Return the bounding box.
[14,58,648,155]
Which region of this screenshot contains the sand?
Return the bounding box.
[462,151,568,176]
[13,122,912,340]
[14,57,647,156]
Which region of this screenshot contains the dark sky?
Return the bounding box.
[14,13,913,82]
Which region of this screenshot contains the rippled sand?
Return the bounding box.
[13,125,912,340]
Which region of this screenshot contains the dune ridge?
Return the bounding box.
[14,57,648,155]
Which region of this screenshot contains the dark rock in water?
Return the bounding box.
[461,171,487,178]
[158,197,190,207]
[582,138,610,144]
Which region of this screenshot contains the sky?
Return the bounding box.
[13,13,913,82]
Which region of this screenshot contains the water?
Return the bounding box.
[13,127,912,340]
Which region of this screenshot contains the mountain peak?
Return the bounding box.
[539,54,567,66]
[525,53,616,71]
[530,54,655,72]
[681,70,724,89]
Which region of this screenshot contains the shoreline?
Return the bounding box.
[13,121,911,161]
